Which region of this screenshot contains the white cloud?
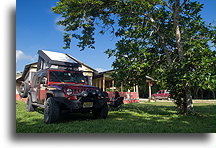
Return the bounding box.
[16,50,36,62]
[95,68,107,73]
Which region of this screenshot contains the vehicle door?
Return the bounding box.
[160,90,165,98]
[156,90,162,99]
[38,73,47,103]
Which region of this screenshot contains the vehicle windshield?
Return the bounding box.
[49,71,85,83]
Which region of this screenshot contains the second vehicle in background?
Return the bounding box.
[152,90,170,100]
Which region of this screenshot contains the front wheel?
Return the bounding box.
[44,97,60,124]
[92,103,108,119]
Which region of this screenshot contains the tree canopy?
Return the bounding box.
[52,0,216,114]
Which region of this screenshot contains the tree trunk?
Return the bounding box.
[173,0,184,61]
[173,0,195,113]
[200,89,203,99]
[212,90,215,99]
[185,87,194,113]
[193,87,196,99]
[194,87,200,99]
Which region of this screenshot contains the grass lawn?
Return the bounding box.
[16,100,216,133]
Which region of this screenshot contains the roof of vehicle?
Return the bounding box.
[36,68,84,73]
[38,50,81,68]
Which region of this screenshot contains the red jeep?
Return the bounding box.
[26,69,109,124]
[152,90,170,100]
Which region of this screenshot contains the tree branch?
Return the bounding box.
[181,0,189,7]
[143,12,172,67]
[163,1,173,12]
[173,0,184,61]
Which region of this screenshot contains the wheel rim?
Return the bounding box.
[20,84,25,94]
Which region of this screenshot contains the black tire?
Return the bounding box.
[26,94,35,112]
[19,82,29,98]
[92,103,108,119]
[44,97,60,124]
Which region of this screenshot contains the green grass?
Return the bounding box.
[16,101,216,133]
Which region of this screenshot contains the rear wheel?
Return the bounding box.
[92,103,108,119]
[19,82,29,98]
[44,97,60,124]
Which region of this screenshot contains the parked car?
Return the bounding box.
[26,69,109,124]
[152,90,170,100]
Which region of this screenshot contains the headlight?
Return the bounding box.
[91,90,97,95]
[66,88,73,95]
[81,91,88,97]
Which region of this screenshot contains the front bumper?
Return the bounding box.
[52,97,109,111]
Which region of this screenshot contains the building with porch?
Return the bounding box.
[92,70,156,101]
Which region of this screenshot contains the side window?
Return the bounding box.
[31,74,37,87]
[30,72,36,81]
[161,90,165,93]
[40,72,47,85]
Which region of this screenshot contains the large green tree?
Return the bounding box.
[52,0,216,114]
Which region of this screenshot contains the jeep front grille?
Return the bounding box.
[72,88,93,94]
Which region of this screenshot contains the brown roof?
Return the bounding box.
[16,62,37,82]
[66,54,98,73]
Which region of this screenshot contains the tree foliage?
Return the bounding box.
[52,0,216,114]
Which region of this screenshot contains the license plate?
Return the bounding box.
[83,102,93,108]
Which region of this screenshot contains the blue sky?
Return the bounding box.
[16,0,216,72]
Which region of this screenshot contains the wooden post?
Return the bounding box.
[93,79,96,87]
[97,78,99,88]
[136,85,139,98]
[99,78,101,90]
[148,82,152,99]
[102,75,105,92]
[121,82,123,92]
[112,80,115,92]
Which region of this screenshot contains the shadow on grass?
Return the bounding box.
[122,103,177,115]
[16,102,216,133]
